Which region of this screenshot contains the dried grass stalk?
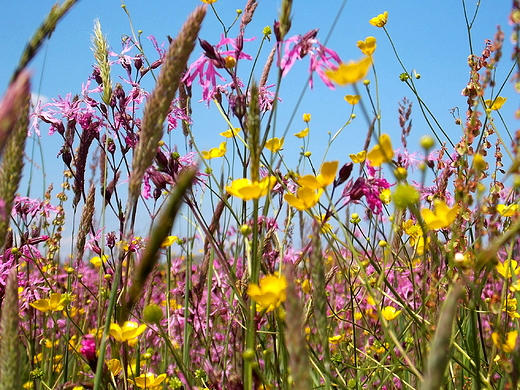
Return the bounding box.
[76,184,96,263]
[92,19,112,106]
[422,283,463,390]
[0,268,21,390]
[283,262,311,390]
[0,71,30,249]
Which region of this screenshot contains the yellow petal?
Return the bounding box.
[30,299,50,313]
[357,37,377,56]
[497,204,518,217]
[294,127,309,138]
[367,134,393,166]
[344,95,361,105]
[298,175,321,190]
[220,127,240,138]
[317,161,339,187]
[369,11,388,27]
[349,150,366,163]
[485,96,507,110]
[264,137,284,152]
[325,56,372,86]
[109,323,123,342]
[161,236,178,248]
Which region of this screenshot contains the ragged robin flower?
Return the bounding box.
[247,274,287,312]
[226,176,277,201]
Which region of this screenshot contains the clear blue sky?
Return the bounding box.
[0,1,515,241]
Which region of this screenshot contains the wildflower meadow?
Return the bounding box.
[1,0,520,389]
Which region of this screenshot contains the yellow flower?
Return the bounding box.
[485,96,507,111]
[161,236,178,248]
[226,176,277,201]
[264,137,284,152]
[201,141,227,159]
[497,204,518,217]
[367,134,394,166]
[349,150,366,163]
[200,0,217,3]
[344,94,361,105]
[503,297,520,319]
[328,334,344,345]
[421,200,459,230]
[247,274,287,312]
[301,279,311,294]
[30,293,67,313]
[369,11,388,27]
[325,56,372,86]
[220,127,240,138]
[294,127,309,138]
[109,321,147,343]
[496,259,520,279]
[492,330,518,353]
[303,113,311,123]
[357,37,377,56]
[415,235,430,255]
[128,373,167,389]
[381,306,401,321]
[90,255,108,268]
[284,187,323,211]
[298,161,339,189]
[107,359,122,376]
[315,214,333,234]
[379,188,391,204]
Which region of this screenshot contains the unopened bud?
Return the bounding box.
[334,162,353,186]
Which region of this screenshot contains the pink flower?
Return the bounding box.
[183,35,254,104]
[280,29,341,89]
[343,165,391,214]
[80,334,97,362]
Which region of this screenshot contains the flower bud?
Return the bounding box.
[334,162,353,186]
[420,135,435,150]
[143,304,163,324]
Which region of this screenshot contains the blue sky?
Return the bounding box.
[0,1,516,242]
[1,1,514,157]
